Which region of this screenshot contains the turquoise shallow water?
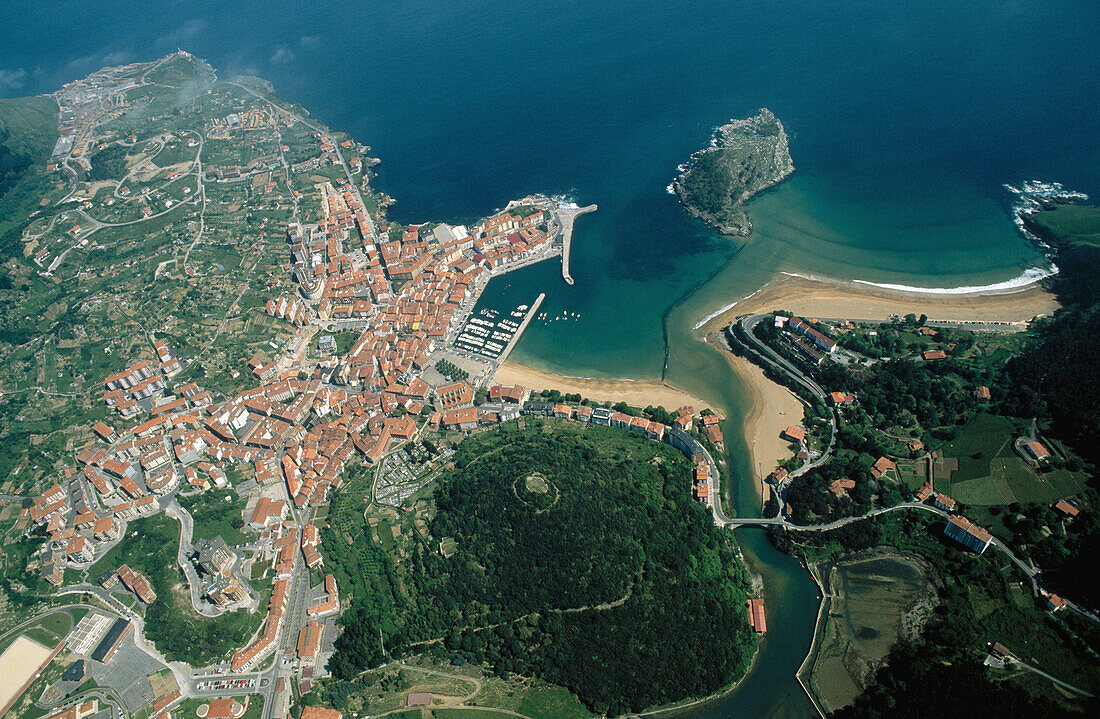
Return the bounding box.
[4,1,1099,715]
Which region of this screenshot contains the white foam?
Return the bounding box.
[850,265,1058,295]
[693,287,764,329]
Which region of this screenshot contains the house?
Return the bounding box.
[195,537,236,575]
[768,467,789,485]
[975,385,991,401]
[522,400,555,416]
[922,349,947,361]
[933,493,957,512]
[870,456,896,479]
[207,574,250,607]
[915,482,932,502]
[830,478,856,496]
[1024,441,1051,462]
[43,699,98,719]
[943,515,992,554]
[407,694,432,708]
[117,565,157,603]
[1043,592,1067,612]
[297,621,323,662]
[489,385,526,403]
[435,381,475,409]
[92,516,120,541]
[1054,500,1080,519]
[249,497,286,528]
[781,426,805,443]
[746,599,767,634]
[789,317,837,353]
[553,404,573,419]
[829,392,855,406]
[668,426,705,464]
[442,407,479,431]
[590,407,612,426]
[203,698,244,719]
[92,421,118,443]
[300,707,343,719]
[383,416,416,440]
[66,535,95,563]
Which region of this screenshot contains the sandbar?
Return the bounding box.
[493,361,721,418]
[698,273,1060,335]
[719,350,802,502]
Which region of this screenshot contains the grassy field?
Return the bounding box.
[179,488,250,545]
[806,554,937,713]
[939,413,1088,505]
[1028,205,1100,248]
[320,660,592,719]
[17,611,73,648]
[940,413,1015,482]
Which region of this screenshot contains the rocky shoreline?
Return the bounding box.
[672,108,794,236]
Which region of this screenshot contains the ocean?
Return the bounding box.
[4,1,1098,715]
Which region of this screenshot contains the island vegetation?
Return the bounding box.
[672,108,794,236]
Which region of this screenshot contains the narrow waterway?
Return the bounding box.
[666,293,821,718]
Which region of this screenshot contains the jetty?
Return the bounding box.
[556,204,596,285]
[493,292,545,368]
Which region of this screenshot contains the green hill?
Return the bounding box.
[324,422,755,714]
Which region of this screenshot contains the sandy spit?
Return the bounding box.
[697,273,1060,335]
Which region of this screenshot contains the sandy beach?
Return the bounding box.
[719,350,803,502]
[493,361,721,418]
[698,273,1060,334]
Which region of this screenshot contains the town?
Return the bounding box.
[0,52,720,719]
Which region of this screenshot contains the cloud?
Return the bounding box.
[298,35,321,48]
[0,68,27,91]
[270,46,295,65]
[156,19,208,49]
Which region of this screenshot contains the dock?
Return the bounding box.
[556,204,596,285]
[494,292,545,369]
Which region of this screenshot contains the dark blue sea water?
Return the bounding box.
[5,2,1097,716]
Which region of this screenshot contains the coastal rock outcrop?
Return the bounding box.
[672,108,794,236]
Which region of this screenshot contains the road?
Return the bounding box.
[163,500,226,618]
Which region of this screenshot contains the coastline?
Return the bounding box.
[493,361,722,418]
[718,350,803,505]
[697,271,1060,334]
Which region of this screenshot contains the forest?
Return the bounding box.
[324,422,755,714]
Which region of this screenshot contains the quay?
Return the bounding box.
[556,204,596,285]
[493,292,545,369]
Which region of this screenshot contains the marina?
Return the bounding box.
[454,294,546,362]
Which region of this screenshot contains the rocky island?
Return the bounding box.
[672,108,794,236]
